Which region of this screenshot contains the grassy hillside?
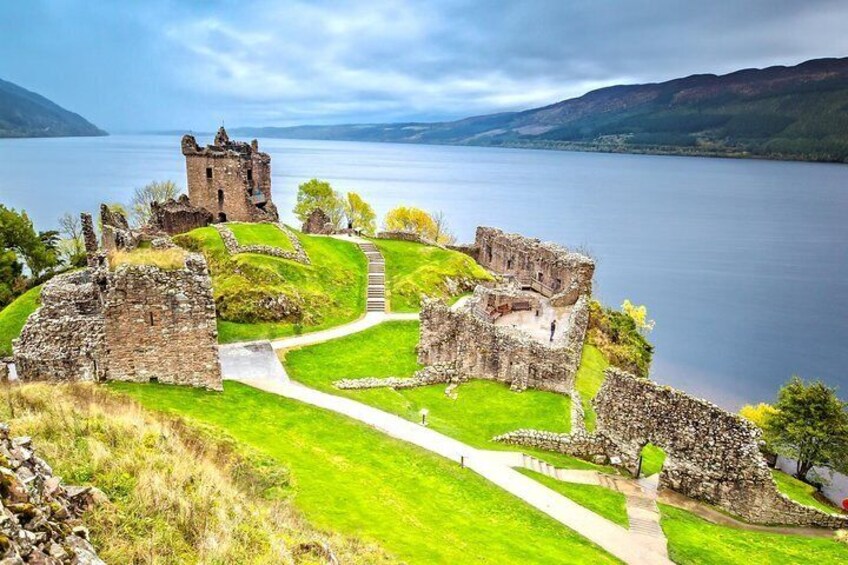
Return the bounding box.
[116,381,618,564]
[0,77,106,138]
[660,504,848,564]
[229,222,295,251]
[0,284,41,356]
[371,238,493,312]
[771,469,843,514]
[282,320,618,472]
[174,226,366,343]
[237,57,848,162]
[0,383,390,564]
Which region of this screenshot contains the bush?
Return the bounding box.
[586,300,653,377]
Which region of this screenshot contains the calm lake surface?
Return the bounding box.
[1,134,847,409]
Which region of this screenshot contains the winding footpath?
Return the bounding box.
[219,235,672,564]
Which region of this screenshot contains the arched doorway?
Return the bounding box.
[636,443,666,478]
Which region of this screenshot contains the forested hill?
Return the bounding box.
[0,78,106,138]
[234,57,848,163]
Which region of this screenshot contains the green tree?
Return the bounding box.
[58,212,85,267]
[293,179,343,228]
[0,205,56,278]
[130,180,180,226]
[767,376,848,480]
[343,192,376,235]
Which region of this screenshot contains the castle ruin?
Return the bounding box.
[181,127,278,223]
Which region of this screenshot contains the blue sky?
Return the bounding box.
[2,0,847,131]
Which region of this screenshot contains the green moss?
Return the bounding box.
[771,469,842,514]
[517,469,629,527]
[371,239,492,312]
[228,223,295,252]
[0,285,42,356]
[115,382,618,564]
[660,504,848,564]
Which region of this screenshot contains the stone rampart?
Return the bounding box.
[474,226,594,306]
[376,231,443,248]
[103,253,222,390]
[100,204,137,253]
[418,298,581,393]
[149,194,213,235]
[593,368,848,528]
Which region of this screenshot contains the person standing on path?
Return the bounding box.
[550,319,557,342]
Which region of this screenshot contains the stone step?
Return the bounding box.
[628,516,664,538]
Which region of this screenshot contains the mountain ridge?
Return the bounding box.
[231,57,848,163]
[0,78,106,138]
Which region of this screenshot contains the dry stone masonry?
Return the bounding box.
[473,226,594,306]
[213,223,310,265]
[149,195,213,235]
[13,209,223,391]
[182,127,279,223]
[0,424,105,564]
[498,368,848,528]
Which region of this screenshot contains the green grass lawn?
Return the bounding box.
[113,382,618,565]
[518,469,629,527]
[174,227,366,343]
[228,222,294,252]
[0,285,42,356]
[660,503,848,564]
[639,444,667,477]
[371,238,492,312]
[771,469,843,514]
[573,344,609,431]
[282,320,621,471]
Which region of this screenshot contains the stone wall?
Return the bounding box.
[593,368,848,528]
[214,223,310,265]
[182,127,278,223]
[417,297,582,393]
[103,253,222,390]
[473,227,594,306]
[376,231,443,248]
[14,258,222,391]
[13,270,106,383]
[100,204,137,253]
[302,208,334,235]
[149,194,213,235]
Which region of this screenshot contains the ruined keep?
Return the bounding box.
[13,210,222,390]
[181,127,278,223]
[473,227,594,306]
[418,291,589,393]
[149,194,213,235]
[498,368,848,529]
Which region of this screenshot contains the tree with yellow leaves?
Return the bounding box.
[621,299,655,333]
[384,206,438,241]
[343,192,376,235]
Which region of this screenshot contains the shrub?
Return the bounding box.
[586,300,653,377]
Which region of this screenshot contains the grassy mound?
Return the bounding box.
[517,469,629,527]
[174,227,366,343]
[0,383,390,564]
[372,239,493,312]
[229,222,295,252]
[282,320,614,471]
[116,381,617,564]
[0,284,41,356]
[109,247,187,270]
[771,469,843,514]
[660,504,848,564]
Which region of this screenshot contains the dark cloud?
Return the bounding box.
[1,0,846,130]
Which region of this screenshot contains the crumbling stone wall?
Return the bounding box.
[302,208,334,234]
[13,270,106,383]
[104,254,222,390]
[182,127,278,223]
[214,223,310,265]
[0,424,106,564]
[376,231,443,248]
[418,297,583,393]
[14,256,222,391]
[473,227,594,306]
[149,194,213,235]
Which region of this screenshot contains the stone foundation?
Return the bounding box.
[214,223,310,265]
[333,364,462,390]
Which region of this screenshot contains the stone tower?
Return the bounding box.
[181,127,279,223]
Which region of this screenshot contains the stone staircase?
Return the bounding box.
[517,453,668,545]
[359,241,387,313]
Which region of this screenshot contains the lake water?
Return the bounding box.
[1,134,847,409]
